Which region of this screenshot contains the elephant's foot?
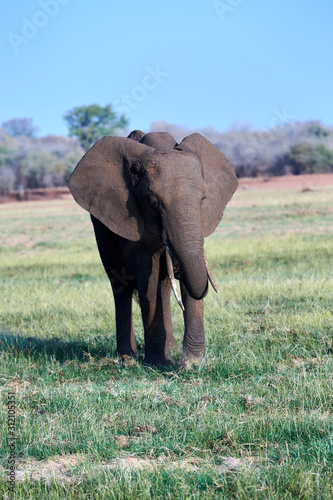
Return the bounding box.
[181,344,206,370]
[120,354,137,367]
[180,354,206,370]
[144,351,175,367]
[117,347,137,359]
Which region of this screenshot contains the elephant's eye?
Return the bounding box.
[146,194,159,209]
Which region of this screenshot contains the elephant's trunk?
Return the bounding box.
[165,217,209,301]
[179,246,208,301]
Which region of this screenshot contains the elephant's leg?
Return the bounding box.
[180,281,205,361]
[136,253,174,366]
[90,215,136,356]
[97,255,136,357]
[112,284,137,357]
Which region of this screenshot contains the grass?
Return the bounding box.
[0,186,333,499]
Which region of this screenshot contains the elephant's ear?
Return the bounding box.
[127,129,145,141]
[175,133,238,237]
[68,136,153,241]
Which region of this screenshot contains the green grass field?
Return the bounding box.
[0,184,333,499]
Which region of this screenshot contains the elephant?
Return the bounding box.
[68,130,238,366]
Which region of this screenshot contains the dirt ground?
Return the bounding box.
[238,172,333,190]
[7,453,256,484]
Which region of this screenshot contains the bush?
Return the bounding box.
[285,143,333,175]
[0,128,84,192]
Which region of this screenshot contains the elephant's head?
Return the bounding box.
[68,130,238,301]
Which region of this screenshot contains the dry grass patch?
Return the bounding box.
[2,453,260,486]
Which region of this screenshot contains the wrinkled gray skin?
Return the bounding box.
[68,130,238,366]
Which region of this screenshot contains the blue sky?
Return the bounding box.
[1,0,332,137]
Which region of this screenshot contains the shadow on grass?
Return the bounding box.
[0,331,117,363]
[0,332,177,373]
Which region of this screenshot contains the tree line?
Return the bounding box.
[150,120,333,178]
[0,106,332,196]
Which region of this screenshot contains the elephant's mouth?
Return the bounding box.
[170,251,182,280]
[165,246,218,312]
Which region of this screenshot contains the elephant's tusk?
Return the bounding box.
[204,254,219,294]
[166,246,185,311]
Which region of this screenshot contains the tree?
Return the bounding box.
[308,122,330,139]
[2,118,39,138]
[285,143,333,174]
[309,144,333,173]
[0,145,15,195]
[63,104,128,151]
